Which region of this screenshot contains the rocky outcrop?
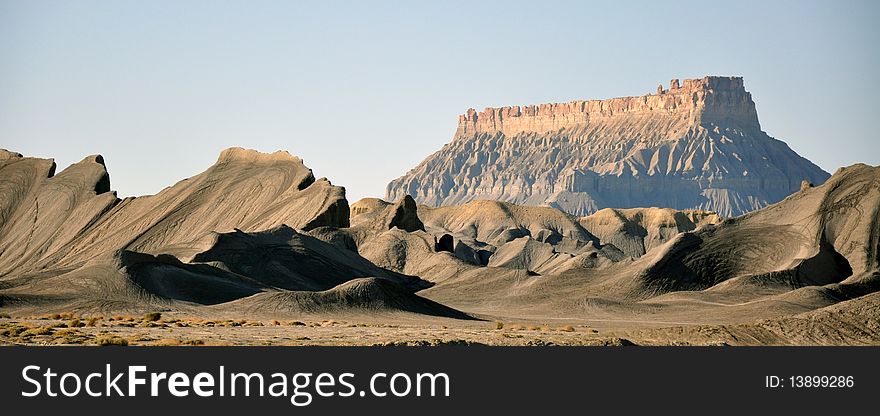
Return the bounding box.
[350,198,390,217]
[632,163,880,296]
[386,195,425,232]
[0,147,351,276]
[419,200,596,246]
[349,195,425,233]
[0,148,459,316]
[386,76,830,217]
[579,208,721,258]
[0,151,119,276]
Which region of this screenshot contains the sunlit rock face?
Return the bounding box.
[387,76,830,217]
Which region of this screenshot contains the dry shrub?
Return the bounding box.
[52,328,87,345]
[153,338,205,346]
[21,326,54,337]
[143,312,162,322]
[96,336,129,346]
[495,321,504,330]
[1,325,28,337]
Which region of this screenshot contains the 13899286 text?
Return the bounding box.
[765,376,855,389]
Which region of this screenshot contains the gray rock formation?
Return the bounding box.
[579,207,721,258]
[347,195,425,247]
[0,147,443,314]
[386,195,425,232]
[0,147,352,277]
[386,76,830,217]
[631,163,880,296]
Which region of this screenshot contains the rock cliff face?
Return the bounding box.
[386,76,830,216]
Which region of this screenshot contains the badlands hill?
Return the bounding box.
[1,147,878,345]
[0,148,443,316]
[386,76,830,216]
[412,164,879,346]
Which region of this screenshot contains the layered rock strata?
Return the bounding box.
[387,76,830,216]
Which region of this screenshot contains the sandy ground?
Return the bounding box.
[4,290,878,347]
[0,314,690,346]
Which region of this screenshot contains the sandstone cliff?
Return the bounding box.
[386,76,830,216]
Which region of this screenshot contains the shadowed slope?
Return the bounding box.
[0,148,458,319]
[221,278,474,319]
[630,164,879,296]
[0,147,350,277]
[1,225,433,312]
[419,200,596,246]
[418,164,879,329]
[579,208,721,258]
[187,226,425,292]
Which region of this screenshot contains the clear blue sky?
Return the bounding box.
[2,0,878,202]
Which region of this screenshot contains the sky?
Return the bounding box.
[1,0,879,202]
